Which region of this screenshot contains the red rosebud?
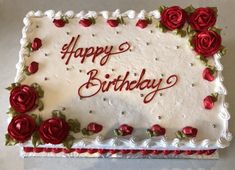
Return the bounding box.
[203,68,215,81]
[182,126,198,137]
[53,19,66,27]
[107,19,119,27]
[136,19,149,29]
[27,61,39,74]
[203,95,215,109]
[150,124,166,136]
[119,124,133,136]
[193,30,221,57]
[79,19,92,27]
[31,38,42,51]
[87,122,103,133]
[189,8,217,31]
[160,6,187,30]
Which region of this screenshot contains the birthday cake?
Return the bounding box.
[6,6,232,158]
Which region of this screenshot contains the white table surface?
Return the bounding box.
[0,0,235,169]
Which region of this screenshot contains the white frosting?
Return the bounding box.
[14,10,232,156]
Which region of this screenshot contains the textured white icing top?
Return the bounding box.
[16,10,232,151]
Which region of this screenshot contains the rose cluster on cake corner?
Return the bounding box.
[159,5,222,59]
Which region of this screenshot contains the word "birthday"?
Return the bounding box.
[78,69,178,104]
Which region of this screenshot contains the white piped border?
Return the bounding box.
[14,10,232,155]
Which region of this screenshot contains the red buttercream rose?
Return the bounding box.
[160,6,187,30]
[31,38,42,51]
[8,113,36,143]
[39,118,69,144]
[193,30,221,57]
[189,8,217,31]
[10,85,38,113]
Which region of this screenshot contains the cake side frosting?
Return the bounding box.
[6,7,232,155]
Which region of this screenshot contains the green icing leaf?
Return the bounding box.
[158,5,166,13]
[197,55,208,65]
[63,135,75,149]
[6,108,18,117]
[38,100,44,111]
[210,27,222,35]
[210,7,218,16]
[31,114,43,125]
[68,119,80,133]
[113,129,123,136]
[59,112,66,120]
[5,134,18,146]
[7,82,21,91]
[175,29,186,37]
[117,16,125,24]
[31,83,44,98]
[62,16,69,23]
[81,128,89,136]
[89,17,96,24]
[5,86,12,91]
[219,46,227,56]
[146,129,154,137]
[186,25,196,36]
[147,17,152,24]
[25,42,33,52]
[211,93,219,102]
[32,132,42,147]
[184,5,195,13]
[176,131,184,139]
